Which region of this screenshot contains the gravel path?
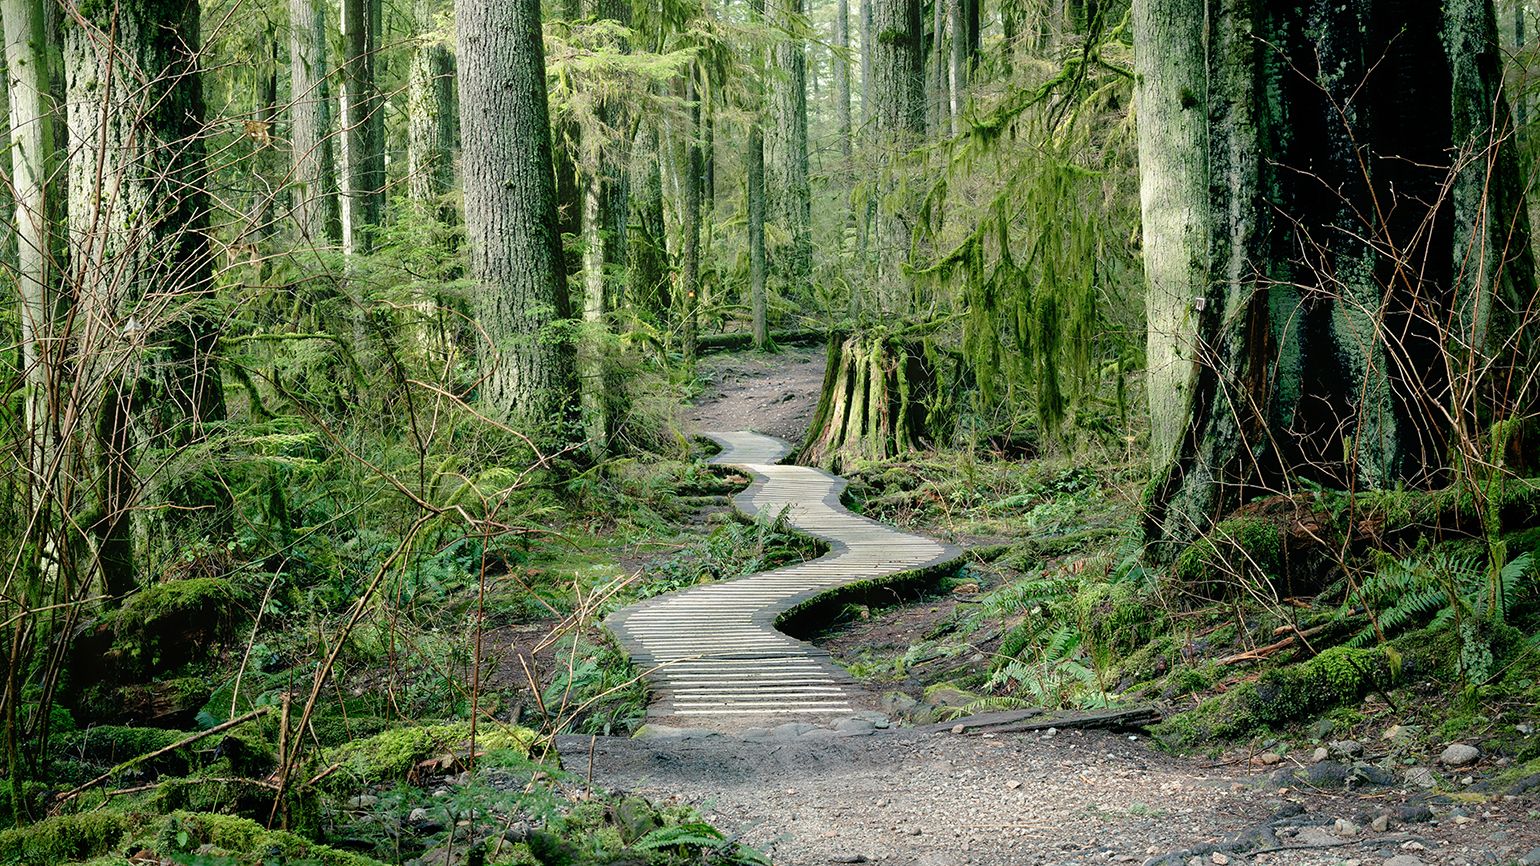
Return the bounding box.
[684,346,826,442]
[560,726,1539,866]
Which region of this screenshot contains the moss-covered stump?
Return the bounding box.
[322,722,537,790]
[147,812,387,866]
[799,332,945,473]
[1154,645,1402,748]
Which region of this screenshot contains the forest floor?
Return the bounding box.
[560,349,1540,866]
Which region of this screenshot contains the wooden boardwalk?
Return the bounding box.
[604,431,961,729]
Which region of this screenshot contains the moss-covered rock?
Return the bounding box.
[110,578,248,668]
[1155,645,1402,748]
[0,813,131,865]
[1171,517,1286,598]
[1076,580,1164,658]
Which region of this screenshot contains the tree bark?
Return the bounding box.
[407,0,456,212]
[834,0,853,165]
[769,0,814,309]
[66,0,228,596]
[289,0,340,243]
[681,66,704,361]
[339,0,384,256]
[627,118,670,325]
[1136,0,1538,554]
[456,0,577,434]
[5,0,57,519]
[749,0,770,349]
[870,0,924,314]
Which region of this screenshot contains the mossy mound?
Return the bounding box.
[1155,644,1403,747]
[110,578,248,668]
[146,812,386,866]
[324,722,537,788]
[1076,579,1164,658]
[0,813,131,865]
[1171,516,1288,599]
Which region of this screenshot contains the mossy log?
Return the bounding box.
[694,328,826,353]
[798,333,942,473]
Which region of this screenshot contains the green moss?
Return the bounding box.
[110,578,247,666]
[1076,580,1163,657]
[60,726,192,775]
[1171,517,1285,596]
[324,722,536,787]
[148,812,386,866]
[0,813,131,865]
[1155,645,1401,748]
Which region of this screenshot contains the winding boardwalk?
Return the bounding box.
[605,432,962,729]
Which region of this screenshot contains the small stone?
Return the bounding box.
[1312,747,1329,763]
[1454,815,1475,825]
[1461,775,1474,785]
[905,827,922,836]
[1006,780,1023,790]
[1518,848,1540,866]
[346,794,378,809]
[1044,727,1059,738]
[1211,853,1230,865]
[951,724,966,734]
[1334,817,1360,835]
[1253,752,1282,766]
[1404,766,1438,788]
[1371,815,1391,832]
[1440,743,1480,767]
[1329,740,1364,758]
[1384,856,1425,866]
[1295,827,1343,847]
[1187,858,1203,866]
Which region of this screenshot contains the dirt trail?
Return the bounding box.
[563,350,1540,866]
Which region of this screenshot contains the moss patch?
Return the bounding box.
[324,722,536,787]
[0,813,131,865]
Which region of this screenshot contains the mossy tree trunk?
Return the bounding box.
[800,333,942,472]
[339,0,384,257]
[66,0,229,597]
[1135,0,1537,557]
[769,0,813,309]
[679,64,704,362]
[626,117,670,326]
[869,0,924,315]
[749,0,770,350]
[289,0,340,244]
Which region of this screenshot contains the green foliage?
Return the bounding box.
[149,812,386,866]
[624,510,817,603]
[1171,516,1285,595]
[110,578,247,667]
[324,723,535,788]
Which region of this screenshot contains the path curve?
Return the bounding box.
[604,432,962,729]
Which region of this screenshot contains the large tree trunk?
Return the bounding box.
[289,0,340,244]
[456,0,577,435]
[769,0,813,309]
[749,0,770,349]
[339,0,384,256]
[834,0,853,165]
[66,0,228,597]
[1136,0,1537,555]
[5,0,57,521]
[869,0,924,314]
[626,118,670,325]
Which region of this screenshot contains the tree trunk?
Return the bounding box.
[340,0,384,256]
[66,0,228,597]
[834,0,853,165]
[407,0,456,212]
[289,0,340,243]
[627,118,670,325]
[1516,1,1528,127]
[870,0,924,314]
[456,0,577,435]
[770,0,813,309]
[244,37,279,277]
[749,0,770,349]
[681,66,704,361]
[928,0,947,136]
[800,333,942,472]
[5,0,57,521]
[1136,0,1538,554]
[577,0,631,453]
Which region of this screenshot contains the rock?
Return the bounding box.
[1370,815,1391,832]
[1329,740,1364,758]
[881,692,918,715]
[829,856,869,864]
[1253,752,1282,766]
[1312,747,1329,763]
[904,827,922,836]
[773,721,820,739]
[407,807,443,833]
[951,724,966,734]
[1308,718,1336,739]
[616,797,659,844]
[1294,827,1343,847]
[1211,854,1229,865]
[1518,848,1540,866]
[1404,766,1438,788]
[1440,743,1480,767]
[1303,761,1349,789]
[1349,764,1397,787]
[1396,804,1434,823]
[1384,857,1425,866]
[1334,817,1360,835]
[346,794,378,809]
[1006,780,1023,790]
[835,717,878,736]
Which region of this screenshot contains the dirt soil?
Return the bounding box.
[559,726,1539,866]
[684,345,826,443]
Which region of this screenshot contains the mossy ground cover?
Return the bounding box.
[821,449,1540,760]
